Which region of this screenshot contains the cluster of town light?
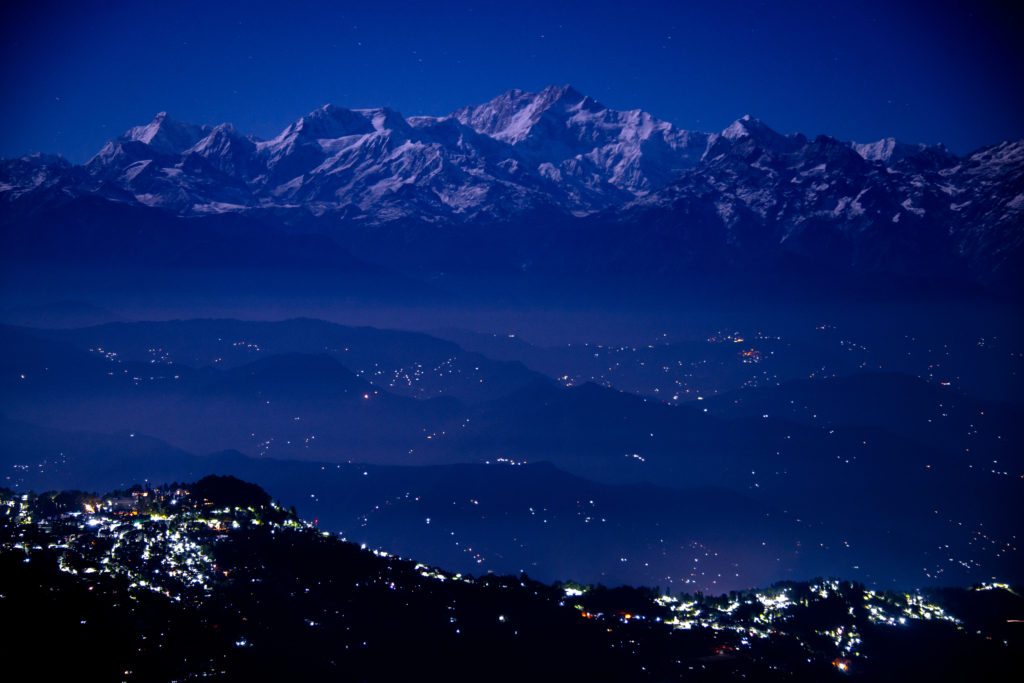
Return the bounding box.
[3,487,1004,677]
[606,579,959,665]
[2,488,312,604]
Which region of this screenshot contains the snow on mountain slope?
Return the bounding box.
[850,137,952,166]
[944,140,1024,284]
[186,123,259,180]
[619,118,1021,286]
[453,85,708,196]
[123,112,210,155]
[0,154,78,201]
[0,87,1020,290]
[33,87,718,220]
[88,112,210,172]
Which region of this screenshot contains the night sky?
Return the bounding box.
[1,0,1021,162]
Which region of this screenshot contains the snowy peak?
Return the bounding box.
[721,115,769,141]
[185,123,259,179]
[355,107,412,135]
[123,112,210,156]
[713,115,801,154]
[450,85,708,196]
[262,105,413,161]
[851,137,957,170]
[189,123,252,155]
[283,104,377,141]
[452,87,550,143]
[852,137,907,163]
[85,112,210,172]
[450,84,599,144]
[533,83,601,115]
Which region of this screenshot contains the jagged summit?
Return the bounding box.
[123,111,210,155]
[185,122,259,178]
[852,136,909,162]
[278,104,378,141]
[448,84,709,195]
[711,114,804,156]
[450,84,599,144]
[720,114,767,140]
[85,111,210,173]
[850,137,956,168]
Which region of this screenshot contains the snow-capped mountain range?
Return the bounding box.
[2,85,1021,291]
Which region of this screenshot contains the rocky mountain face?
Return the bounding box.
[1,85,1021,293]
[610,117,1023,288]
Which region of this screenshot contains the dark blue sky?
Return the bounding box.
[2,0,1021,162]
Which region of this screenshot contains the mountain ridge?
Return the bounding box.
[1,86,1021,295]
